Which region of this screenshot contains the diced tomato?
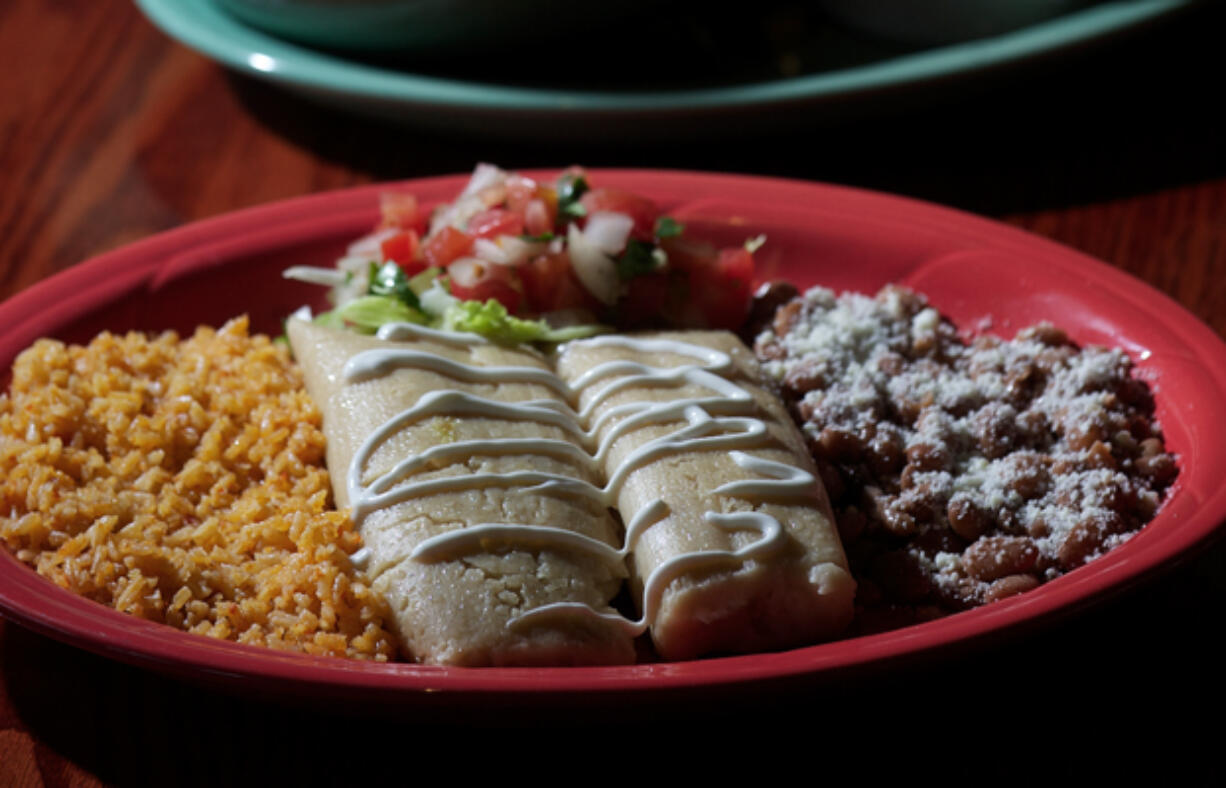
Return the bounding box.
[520,252,599,314]
[717,246,754,284]
[580,188,658,241]
[501,176,556,237]
[379,230,425,274]
[505,175,538,213]
[467,208,525,240]
[659,237,755,329]
[523,199,553,237]
[477,183,508,208]
[659,236,715,270]
[423,226,474,268]
[705,247,755,327]
[539,187,559,217]
[371,172,756,331]
[379,192,421,231]
[447,258,522,312]
[619,271,674,328]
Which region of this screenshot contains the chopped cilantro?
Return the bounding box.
[367,261,421,309]
[617,240,664,281]
[519,231,556,242]
[655,216,685,238]
[557,173,590,220]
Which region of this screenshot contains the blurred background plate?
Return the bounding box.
[210,0,655,53]
[134,0,1196,141]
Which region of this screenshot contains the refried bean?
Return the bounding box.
[754,285,1177,632]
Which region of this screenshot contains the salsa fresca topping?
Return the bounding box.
[284,164,761,343]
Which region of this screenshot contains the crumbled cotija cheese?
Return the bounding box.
[755,285,1177,629]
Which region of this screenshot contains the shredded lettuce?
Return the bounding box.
[442,299,606,344]
[408,267,443,297]
[320,295,427,334]
[418,278,459,318]
[312,309,343,329]
[308,284,604,345]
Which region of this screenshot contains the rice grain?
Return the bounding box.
[0,317,396,660]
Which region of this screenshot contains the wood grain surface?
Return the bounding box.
[2,0,1224,784]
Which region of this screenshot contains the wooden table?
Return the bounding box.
[3,1,1225,783]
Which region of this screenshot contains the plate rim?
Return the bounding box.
[2,168,1225,699]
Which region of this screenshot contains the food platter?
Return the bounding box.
[133,0,1194,139]
[2,170,1225,703]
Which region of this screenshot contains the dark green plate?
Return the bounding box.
[135,0,1195,140]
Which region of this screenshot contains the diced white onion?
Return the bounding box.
[346,227,399,258]
[472,238,511,265]
[431,165,518,236]
[430,193,486,236]
[461,163,507,197]
[420,280,458,317]
[335,255,371,274]
[583,211,634,255]
[332,255,373,307]
[472,234,548,268]
[567,222,620,306]
[282,266,348,287]
[496,236,546,266]
[447,257,489,287]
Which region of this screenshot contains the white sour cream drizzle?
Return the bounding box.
[342,322,823,638]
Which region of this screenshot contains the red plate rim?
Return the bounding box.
[2,169,1225,700]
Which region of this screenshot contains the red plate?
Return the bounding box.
[2,170,1224,704]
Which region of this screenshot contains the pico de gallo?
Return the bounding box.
[284,164,762,344]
